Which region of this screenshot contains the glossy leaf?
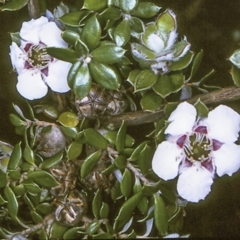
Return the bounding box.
[0,170,7,188]
[114,20,131,47]
[153,73,185,98]
[92,189,102,218]
[8,142,22,170]
[4,186,18,218]
[128,141,150,162]
[67,61,82,88]
[230,65,240,87]
[59,11,88,27]
[140,91,163,111]
[114,155,127,170]
[139,144,153,175]
[10,32,20,45]
[62,30,80,46]
[170,50,194,71]
[133,2,161,18]
[120,168,133,198]
[116,120,126,153]
[83,0,107,10]
[134,69,158,92]
[60,126,78,139]
[99,7,122,21]
[119,0,138,12]
[0,0,28,11]
[156,9,176,33]
[40,152,63,169]
[80,150,102,179]
[9,114,24,127]
[81,15,101,51]
[72,62,92,100]
[57,111,79,127]
[23,144,35,165]
[67,142,83,160]
[91,45,126,64]
[229,48,240,68]
[129,17,144,33]
[31,210,43,223]
[188,50,203,81]
[126,69,141,87]
[27,170,59,187]
[75,38,89,56]
[104,130,135,147]
[100,202,109,219]
[47,47,78,63]
[89,61,121,90]
[84,128,108,149]
[35,203,53,215]
[63,227,84,240]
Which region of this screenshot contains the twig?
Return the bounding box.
[102,86,240,129]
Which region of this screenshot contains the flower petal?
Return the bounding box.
[39,22,67,48]
[152,141,183,180]
[206,105,240,143]
[45,60,71,93]
[177,165,213,202]
[20,16,48,44]
[165,102,197,136]
[16,70,48,100]
[212,143,240,177]
[9,42,25,73]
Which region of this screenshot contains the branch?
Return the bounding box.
[102,86,240,129]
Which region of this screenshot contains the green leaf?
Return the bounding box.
[89,61,121,90]
[23,145,35,165]
[139,144,153,175]
[0,170,7,188]
[153,73,185,98]
[154,194,168,236]
[24,182,42,195]
[194,99,209,118]
[170,50,194,71]
[87,221,101,234]
[60,126,78,139]
[9,32,20,45]
[92,233,113,239]
[99,6,122,21]
[129,17,144,33]
[81,15,101,51]
[63,227,84,240]
[72,63,92,100]
[128,141,150,162]
[116,120,126,153]
[133,2,161,18]
[59,10,89,27]
[91,45,126,64]
[8,142,22,170]
[188,50,203,81]
[134,69,158,92]
[92,189,102,218]
[27,170,59,187]
[67,142,83,160]
[57,111,79,127]
[229,48,240,68]
[31,210,43,223]
[62,30,80,46]
[100,202,109,219]
[230,65,240,87]
[75,39,89,56]
[0,0,28,11]
[40,152,63,170]
[9,113,24,127]
[83,0,107,10]
[35,203,53,215]
[67,61,83,88]
[47,47,78,63]
[80,150,102,179]
[114,155,127,170]
[120,168,133,198]
[84,128,108,149]
[126,69,141,87]
[4,186,18,218]
[140,91,163,111]
[119,0,138,13]
[114,19,131,47]
[156,9,176,33]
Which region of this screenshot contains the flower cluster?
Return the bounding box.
[9,16,71,100]
[152,102,240,202]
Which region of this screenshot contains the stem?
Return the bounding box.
[27,0,42,19]
[102,86,240,129]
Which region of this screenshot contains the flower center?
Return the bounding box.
[25,43,53,70]
[183,132,212,162]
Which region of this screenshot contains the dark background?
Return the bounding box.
[1,0,240,238]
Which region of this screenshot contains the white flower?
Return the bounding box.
[152,102,240,203]
[9,16,72,100]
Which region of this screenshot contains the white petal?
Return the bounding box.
[45,61,71,93]
[152,141,183,180]
[206,105,240,143]
[20,16,48,44]
[16,70,48,100]
[212,143,240,177]
[165,102,197,136]
[39,22,67,47]
[9,42,25,73]
[177,165,213,202]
